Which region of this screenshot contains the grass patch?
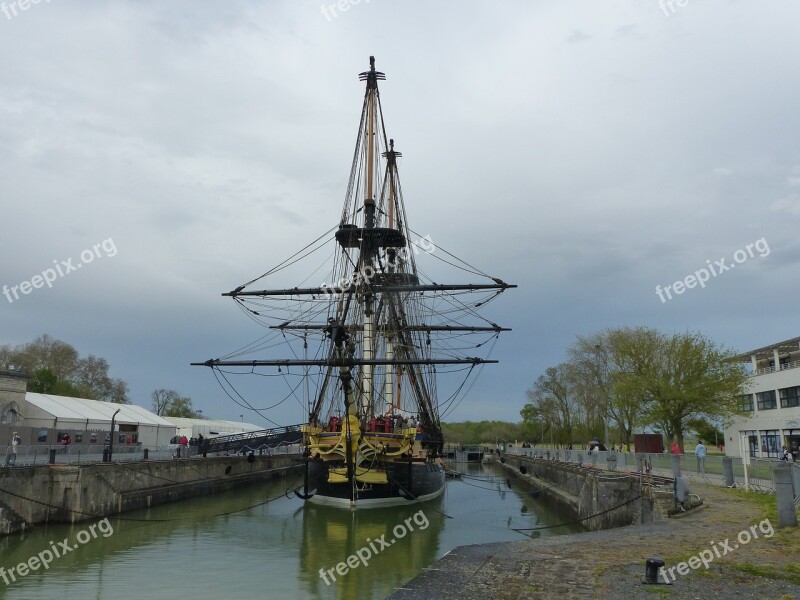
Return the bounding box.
[732,563,800,585]
[642,586,673,595]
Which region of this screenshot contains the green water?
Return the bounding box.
[0,463,582,599]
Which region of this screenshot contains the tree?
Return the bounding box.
[687,417,724,448]
[615,330,749,452]
[151,389,198,417]
[522,364,582,446]
[570,327,664,447]
[151,389,178,415]
[28,368,84,397]
[1,335,129,403]
[9,334,79,379]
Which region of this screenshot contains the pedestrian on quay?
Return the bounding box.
[5,432,20,466]
[695,440,706,474]
[180,435,188,458]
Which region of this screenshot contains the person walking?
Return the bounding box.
[695,440,707,474]
[5,432,20,466]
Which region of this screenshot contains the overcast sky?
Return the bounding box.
[2,0,798,426]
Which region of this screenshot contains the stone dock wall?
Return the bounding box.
[0,455,302,535]
[496,453,669,530]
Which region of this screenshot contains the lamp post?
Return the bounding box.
[595,344,611,449]
[240,414,244,423]
[108,408,121,462]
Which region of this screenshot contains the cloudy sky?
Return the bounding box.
[1,0,798,426]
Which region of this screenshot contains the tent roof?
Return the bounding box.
[163,417,263,432]
[25,393,175,427]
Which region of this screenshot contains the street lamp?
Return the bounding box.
[240,414,243,422]
[108,408,121,462]
[595,344,611,448]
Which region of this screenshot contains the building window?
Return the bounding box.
[761,430,780,458]
[780,386,800,408]
[747,433,758,457]
[739,394,754,412]
[757,390,777,410]
[37,429,48,443]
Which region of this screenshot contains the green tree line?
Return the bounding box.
[521,327,747,452]
[0,334,129,403]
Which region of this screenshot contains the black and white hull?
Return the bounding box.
[305,459,445,508]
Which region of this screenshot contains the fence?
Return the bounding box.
[2,440,305,467]
[505,446,791,493]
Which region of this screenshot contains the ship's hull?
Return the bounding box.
[305,459,445,508]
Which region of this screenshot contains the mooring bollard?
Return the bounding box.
[722,456,734,487]
[773,463,798,527]
[607,453,617,471]
[643,557,666,584]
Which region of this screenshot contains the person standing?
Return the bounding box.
[179,435,188,458]
[695,440,707,474]
[670,439,680,455]
[5,432,20,466]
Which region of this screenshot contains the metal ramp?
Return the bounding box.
[196,424,305,456]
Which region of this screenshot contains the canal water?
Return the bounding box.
[0,462,583,599]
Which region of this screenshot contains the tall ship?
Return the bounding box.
[194,57,514,508]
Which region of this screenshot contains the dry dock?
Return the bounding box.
[0,454,302,535]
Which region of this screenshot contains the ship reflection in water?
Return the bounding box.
[300,499,444,598]
[0,463,582,600]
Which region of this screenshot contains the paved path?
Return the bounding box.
[387,482,800,599]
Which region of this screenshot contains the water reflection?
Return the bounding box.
[299,499,444,598]
[0,463,583,600]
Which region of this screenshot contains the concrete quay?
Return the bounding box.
[389,479,800,599]
[0,454,302,535]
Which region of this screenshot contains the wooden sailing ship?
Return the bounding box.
[195,57,514,508]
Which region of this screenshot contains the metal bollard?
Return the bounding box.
[643,557,666,584]
[773,463,798,527]
[607,453,617,471]
[143,448,149,461]
[49,448,57,465]
[671,454,681,477]
[722,456,734,487]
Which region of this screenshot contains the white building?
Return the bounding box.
[1,368,176,448]
[22,393,177,447]
[163,417,262,440]
[724,335,800,459]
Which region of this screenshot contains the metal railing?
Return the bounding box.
[3,444,181,466]
[752,360,800,376]
[197,424,305,456]
[504,447,782,492]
